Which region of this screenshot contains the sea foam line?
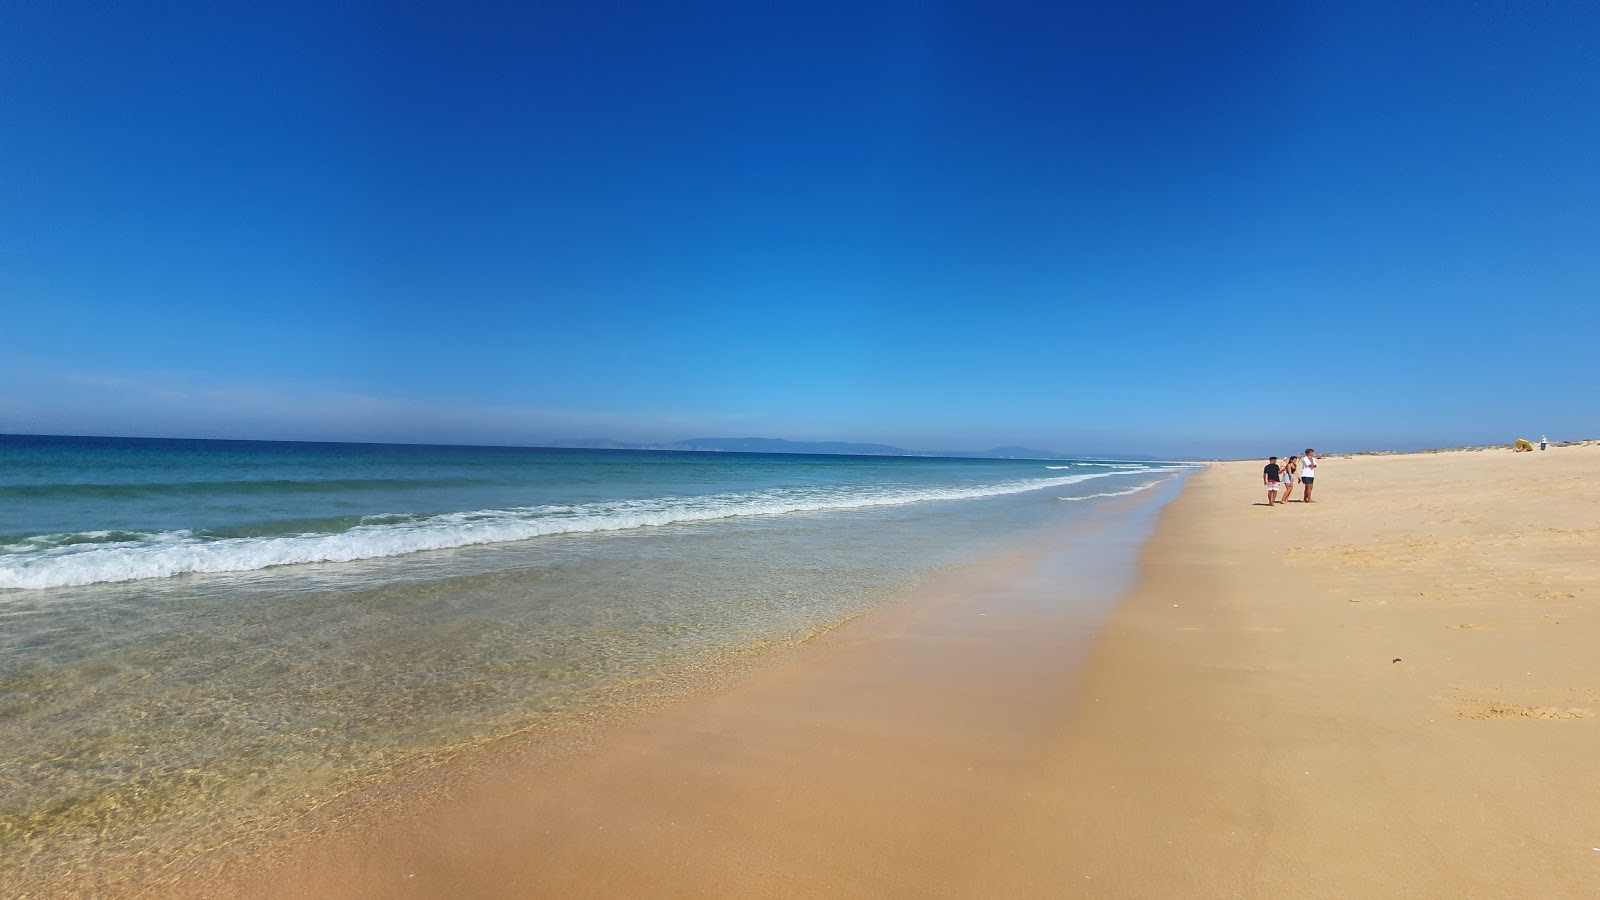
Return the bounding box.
[0,469,1157,590]
[1056,478,1170,502]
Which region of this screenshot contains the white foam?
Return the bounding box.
[1044,465,1073,469]
[1056,478,1169,502]
[0,469,1157,590]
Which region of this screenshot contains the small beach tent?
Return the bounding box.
[1514,438,1535,451]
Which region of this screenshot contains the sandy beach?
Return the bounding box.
[993,444,1600,897]
[168,445,1600,898]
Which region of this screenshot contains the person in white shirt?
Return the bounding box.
[1299,449,1318,502]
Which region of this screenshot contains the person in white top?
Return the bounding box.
[1299,449,1318,502]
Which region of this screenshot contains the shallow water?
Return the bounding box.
[0,439,1192,883]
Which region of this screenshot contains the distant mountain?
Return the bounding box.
[545,436,913,456]
[544,438,643,450]
[667,437,913,456]
[927,446,1075,460]
[542,436,1124,460]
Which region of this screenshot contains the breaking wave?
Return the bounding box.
[1,469,1161,590]
[1056,479,1170,502]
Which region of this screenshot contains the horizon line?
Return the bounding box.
[0,430,1196,463]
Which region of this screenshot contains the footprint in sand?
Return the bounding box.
[1446,623,1495,630]
[1536,592,1576,601]
[1453,700,1594,721]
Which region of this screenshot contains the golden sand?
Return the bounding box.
[981,444,1600,897]
[171,445,1600,898]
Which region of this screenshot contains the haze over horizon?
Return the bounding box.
[4,2,1596,459]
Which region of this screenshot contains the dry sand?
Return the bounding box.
[177,446,1600,898]
[989,444,1600,898]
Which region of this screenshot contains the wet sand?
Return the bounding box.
[172,446,1600,897]
[168,482,1175,898]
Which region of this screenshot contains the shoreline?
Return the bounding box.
[6,454,1177,892]
[58,444,1600,896]
[158,479,1183,897]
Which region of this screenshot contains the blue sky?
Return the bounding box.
[3,1,1596,458]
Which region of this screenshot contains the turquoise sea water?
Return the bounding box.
[0,435,1189,885]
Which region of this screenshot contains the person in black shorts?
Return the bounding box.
[1300,449,1318,502]
[1263,457,1282,506]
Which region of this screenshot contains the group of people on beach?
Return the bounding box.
[1263,449,1317,506]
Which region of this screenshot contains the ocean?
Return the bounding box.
[0,434,1190,884]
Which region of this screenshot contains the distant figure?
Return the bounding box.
[1300,449,1317,502]
[1281,454,1297,499]
[1264,456,1283,506]
[1541,435,1549,451]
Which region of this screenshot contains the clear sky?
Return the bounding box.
[3,1,1596,458]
